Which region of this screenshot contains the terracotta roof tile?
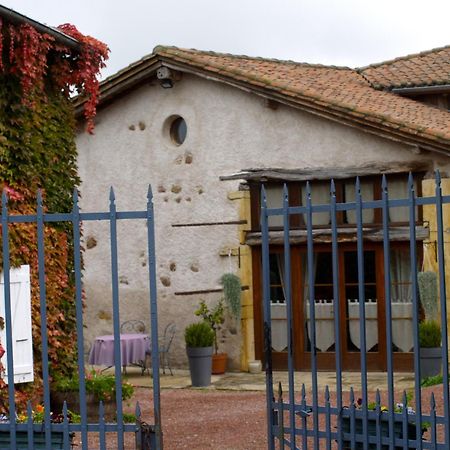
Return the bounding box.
[359,45,450,89]
[154,46,450,146]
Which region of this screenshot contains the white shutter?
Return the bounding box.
[0,265,34,384]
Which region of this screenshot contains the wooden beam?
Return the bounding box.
[220,162,431,183]
[245,226,429,245]
[174,285,249,296]
[172,220,247,228]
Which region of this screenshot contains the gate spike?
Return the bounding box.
[37,189,43,207]
[72,187,79,204]
[325,385,330,402]
[430,392,436,410]
[26,401,32,423]
[278,381,283,398]
[306,181,311,199]
[435,170,442,187]
[375,389,381,409]
[261,184,267,206]
[407,172,415,193]
[301,383,306,401]
[99,400,105,420]
[350,387,355,404]
[355,176,361,196]
[283,183,289,202]
[402,390,408,407]
[109,186,115,202]
[381,174,388,192]
[330,179,336,197]
[1,189,7,209]
[135,401,141,418]
[147,185,153,200]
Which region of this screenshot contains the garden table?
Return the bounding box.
[88,333,150,368]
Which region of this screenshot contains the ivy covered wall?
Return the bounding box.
[0,15,107,411]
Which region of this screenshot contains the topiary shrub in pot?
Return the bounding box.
[419,320,442,378]
[185,321,215,387]
[418,271,442,378]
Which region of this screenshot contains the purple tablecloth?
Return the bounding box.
[88,333,150,366]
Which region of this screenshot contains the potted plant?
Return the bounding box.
[418,271,442,378]
[220,273,242,320]
[341,394,425,449]
[51,369,134,421]
[195,299,227,374]
[185,321,215,387]
[419,320,442,378]
[0,405,79,448]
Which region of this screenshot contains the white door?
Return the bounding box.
[0,265,33,384]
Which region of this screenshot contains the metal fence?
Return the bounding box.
[0,187,162,450]
[261,172,450,449]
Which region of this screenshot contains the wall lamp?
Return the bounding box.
[156,66,181,89]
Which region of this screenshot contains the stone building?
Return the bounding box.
[75,45,450,371]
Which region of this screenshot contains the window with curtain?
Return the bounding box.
[390,248,412,302]
[301,181,331,226]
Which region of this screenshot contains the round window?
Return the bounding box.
[169,116,187,145]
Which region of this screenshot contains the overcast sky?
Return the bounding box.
[4,0,450,79]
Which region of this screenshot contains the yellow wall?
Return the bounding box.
[422,178,450,354]
[228,190,255,371]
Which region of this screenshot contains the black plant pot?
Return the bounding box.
[186,346,213,387]
[341,416,419,449]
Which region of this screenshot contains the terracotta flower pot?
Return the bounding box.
[212,352,227,374]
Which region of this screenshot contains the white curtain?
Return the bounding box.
[301,182,330,225]
[265,185,284,227]
[277,254,286,302]
[390,249,412,302]
[388,178,418,223]
[345,179,374,223]
[302,254,318,302]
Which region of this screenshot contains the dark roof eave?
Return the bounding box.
[0,5,80,50]
[392,84,450,96]
[73,54,160,114]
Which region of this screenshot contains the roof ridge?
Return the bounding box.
[153,45,352,71]
[358,44,450,71]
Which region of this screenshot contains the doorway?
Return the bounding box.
[253,243,414,371]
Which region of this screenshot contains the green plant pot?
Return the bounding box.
[0,430,72,449]
[186,346,213,387]
[341,415,418,449]
[420,347,442,378]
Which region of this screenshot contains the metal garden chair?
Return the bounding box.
[143,322,176,376]
[120,319,146,334]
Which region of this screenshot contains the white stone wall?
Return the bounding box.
[76,73,445,369]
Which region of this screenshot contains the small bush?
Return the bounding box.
[419,320,441,348]
[53,369,134,402]
[185,322,214,348]
[421,374,444,387]
[121,413,136,423]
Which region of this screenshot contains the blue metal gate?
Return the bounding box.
[0,187,162,449]
[261,173,450,449]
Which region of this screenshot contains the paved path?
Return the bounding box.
[120,367,416,393]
